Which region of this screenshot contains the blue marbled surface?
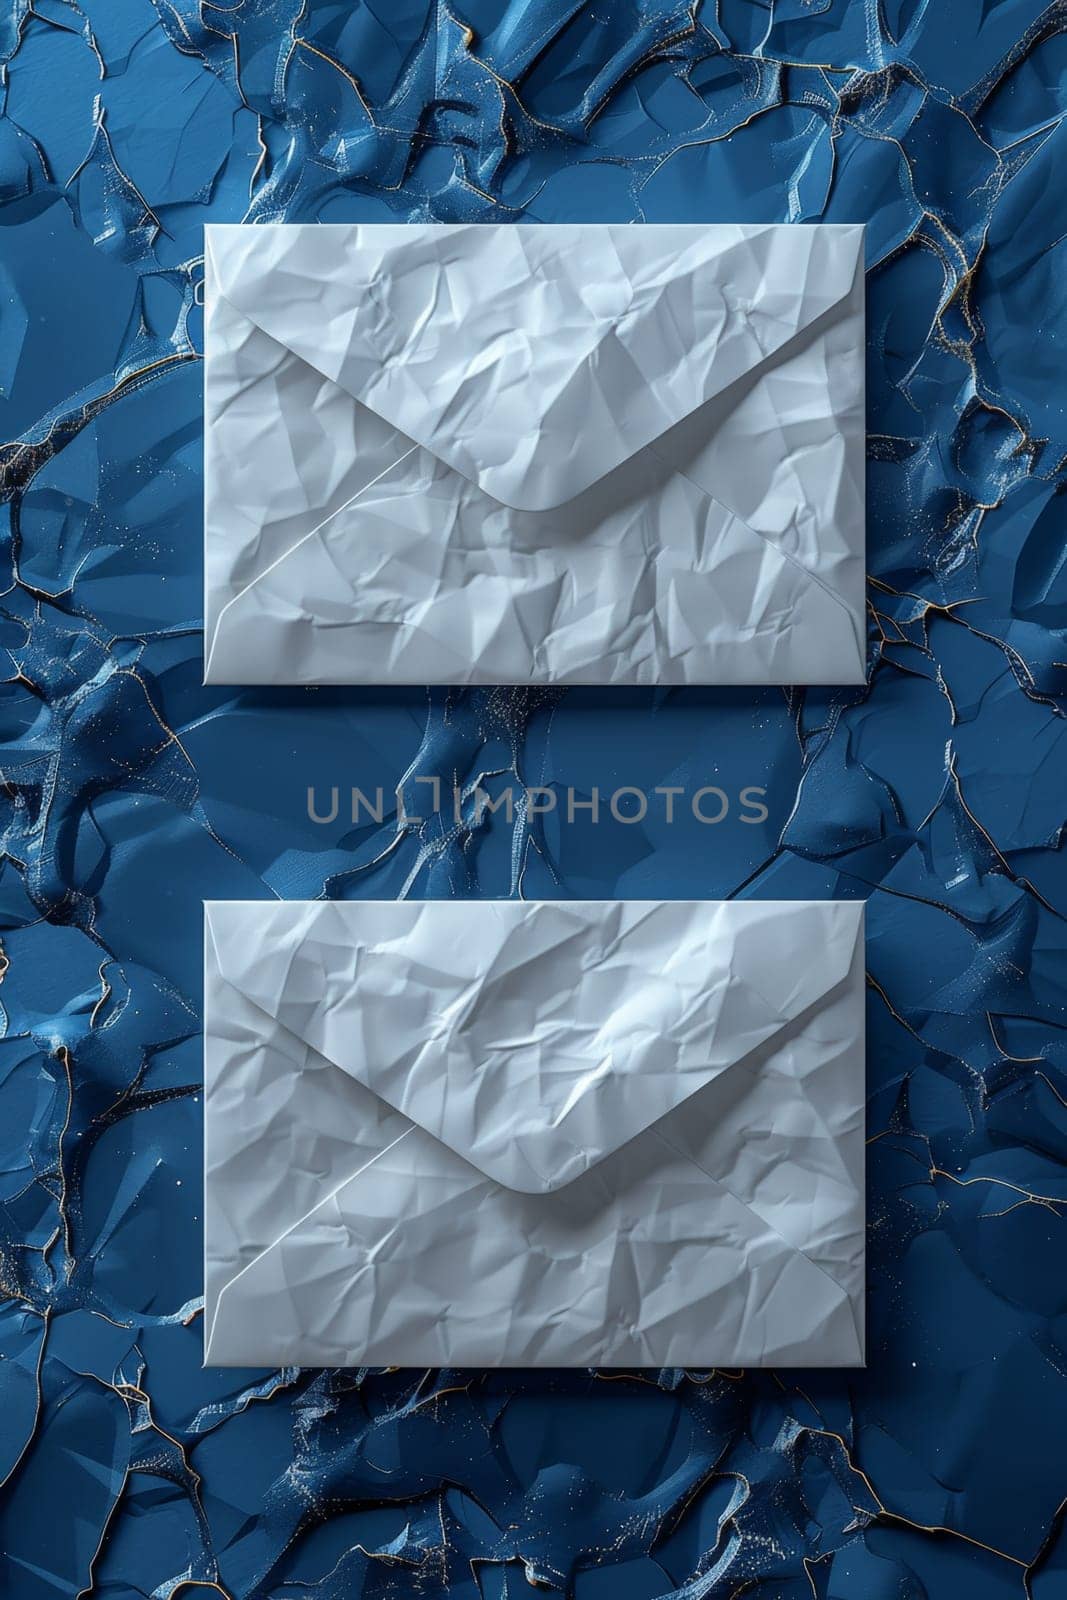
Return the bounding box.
[1,1,1066,1595]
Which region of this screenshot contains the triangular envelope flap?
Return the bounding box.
[206,222,864,513]
[206,899,863,1195]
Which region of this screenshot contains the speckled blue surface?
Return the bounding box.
[1,2,1066,1596]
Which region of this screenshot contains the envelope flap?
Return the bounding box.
[206,899,864,1196]
[206,222,864,513]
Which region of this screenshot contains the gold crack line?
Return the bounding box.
[800,1425,1030,1568]
[930,1166,1066,1214]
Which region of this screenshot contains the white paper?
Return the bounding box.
[203,899,866,1368]
[203,224,866,686]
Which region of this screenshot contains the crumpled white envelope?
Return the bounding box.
[203,223,866,686]
[203,899,865,1368]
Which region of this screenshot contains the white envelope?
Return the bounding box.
[203,899,865,1368]
[203,224,866,686]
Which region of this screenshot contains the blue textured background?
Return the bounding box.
[1,2,1066,1595]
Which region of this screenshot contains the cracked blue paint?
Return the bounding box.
[0,1,1065,1596]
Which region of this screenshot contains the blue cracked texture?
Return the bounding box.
[0,1,1065,1596]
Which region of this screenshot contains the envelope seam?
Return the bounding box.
[206,1127,415,1358]
[649,1123,862,1312]
[203,443,420,678]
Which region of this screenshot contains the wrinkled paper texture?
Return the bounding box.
[204,899,865,1368]
[204,223,866,686]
